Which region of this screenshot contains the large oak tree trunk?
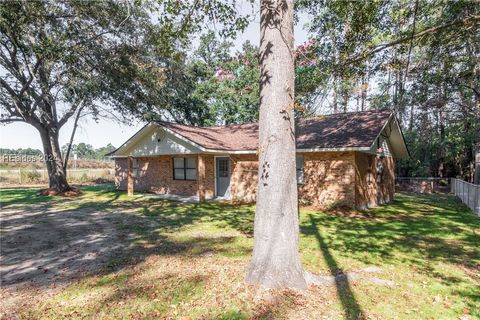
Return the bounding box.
[246,0,306,290]
[38,126,71,192]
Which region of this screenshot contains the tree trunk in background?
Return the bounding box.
[408,104,415,131]
[246,0,306,290]
[438,108,445,178]
[333,74,338,113]
[63,105,84,171]
[38,126,71,192]
[475,143,480,185]
[342,91,349,112]
[361,74,368,111]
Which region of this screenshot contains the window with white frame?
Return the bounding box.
[173,157,197,180]
[296,155,304,184]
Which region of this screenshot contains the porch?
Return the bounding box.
[120,154,232,202]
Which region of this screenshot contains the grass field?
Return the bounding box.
[1,185,479,319]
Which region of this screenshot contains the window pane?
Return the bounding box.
[218,159,229,177]
[186,168,197,180]
[174,158,185,169]
[297,169,304,184]
[132,159,139,169]
[185,157,196,169]
[174,169,185,180]
[296,155,304,184]
[296,155,304,169]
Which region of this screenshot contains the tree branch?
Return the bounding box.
[63,104,85,171]
[346,15,480,65]
[0,117,24,123]
[58,100,82,128]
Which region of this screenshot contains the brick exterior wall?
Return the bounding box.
[198,154,215,199]
[115,155,215,198]
[115,151,395,209]
[299,152,356,208]
[230,152,357,208]
[230,155,259,202]
[115,158,128,190]
[354,152,395,209]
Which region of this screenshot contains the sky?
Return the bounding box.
[0,4,310,151]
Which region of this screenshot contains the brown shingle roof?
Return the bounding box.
[158,109,392,151]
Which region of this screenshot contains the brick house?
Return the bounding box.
[109,109,409,209]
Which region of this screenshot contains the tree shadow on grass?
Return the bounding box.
[0,188,254,292]
[3,187,479,318]
[0,187,54,208]
[301,193,479,272]
[306,214,365,320]
[301,192,479,319]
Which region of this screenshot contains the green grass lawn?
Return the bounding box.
[1,185,479,319]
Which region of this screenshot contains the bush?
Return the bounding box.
[21,170,42,183]
[79,173,89,183]
[439,179,449,186]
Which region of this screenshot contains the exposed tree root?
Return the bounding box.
[39,186,81,197]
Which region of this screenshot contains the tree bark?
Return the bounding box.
[361,74,368,111]
[64,105,84,171]
[38,125,71,192]
[246,0,306,290]
[475,143,480,185]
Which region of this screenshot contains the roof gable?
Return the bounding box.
[112,125,201,156]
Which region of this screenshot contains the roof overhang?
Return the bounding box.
[369,113,410,159]
[109,114,410,158]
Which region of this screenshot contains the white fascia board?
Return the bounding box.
[203,149,256,154]
[369,113,394,151]
[390,116,410,159]
[368,113,409,159]
[296,146,372,153]
[203,147,372,154]
[111,123,154,156]
[204,147,371,154]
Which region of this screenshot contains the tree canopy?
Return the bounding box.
[295,0,479,180]
[0,0,252,191]
[179,0,479,181]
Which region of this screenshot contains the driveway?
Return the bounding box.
[0,200,152,316]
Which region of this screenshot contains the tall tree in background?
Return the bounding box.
[297,0,479,181]
[246,0,306,289]
[0,1,146,192]
[192,36,261,125]
[0,0,251,192]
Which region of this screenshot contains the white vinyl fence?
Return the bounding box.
[451,178,480,216]
[0,168,114,185]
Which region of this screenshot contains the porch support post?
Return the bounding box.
[198,154,206,202]
[127,156,134,196]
